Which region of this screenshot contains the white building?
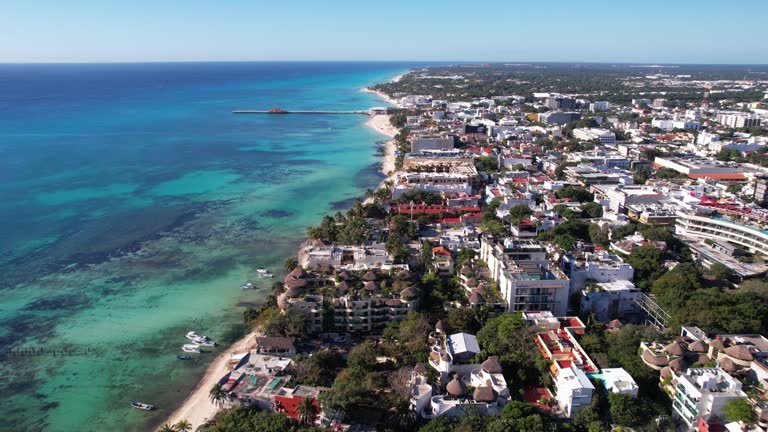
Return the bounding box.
[590,101,611,112]
[599,368,639,397]
[573,128,616,145]
[716,112,762,129]
[563,251,635,294]
[671,368,746,430]
[481,237,570,316]
[555,366,595,417]
[580,280,642,322]
[676,211,768,257]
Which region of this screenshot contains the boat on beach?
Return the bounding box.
[181,344,201,353]
[130,401,154,411]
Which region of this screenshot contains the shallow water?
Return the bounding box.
[0,62,414,431]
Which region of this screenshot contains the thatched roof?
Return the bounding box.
[363,271,377,281]
[337,270,351,281]
[719,357,737,373]
[482,356,503,374]
[695,353,711,365]
[446,376,466,396]
[465,278,478,288]
[284,278,308,290]
[660,366,673,379]
[665,341,685,356]
[363,281,377,291]
[725,345,754,361]
[400,286,420,300]
[689,340,709,353]
[311,239,327,248]
[335,282,349,295]
[460,266,473,275]
[396,269,412,280]
[709,339,726,351]
[642,350,669,367]
[285,286,304,298]
[385,299,401,307]
[289,266,307,279]
[468,290,486,305]
[669,357,687,372]
[609,319,623,329]
[473,383,498,403]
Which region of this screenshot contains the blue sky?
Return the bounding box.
[2,0,766,63]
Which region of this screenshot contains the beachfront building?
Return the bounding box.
[392,171,474,199]
[227,353,293,408]
[300,241,392,270]
[410,134,455,152]
[332,290,418,333]
[671,368,747,430]
[481,236,569,316]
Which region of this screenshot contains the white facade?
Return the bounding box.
[676,212,768,257]
[556,366,595,417]
[716,112,762,129]
[580,280,642,322]
[599,368,639,398]
[672,368,746,430]
[573,128,616,145]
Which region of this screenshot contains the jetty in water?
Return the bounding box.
[232,107,386,115]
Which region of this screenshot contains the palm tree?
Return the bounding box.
[158,424,175,432]
[209,383,228,408]
[174,419,192,432]
[297,397,319,425]
[284,257,298,272]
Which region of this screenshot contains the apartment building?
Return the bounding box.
[481,237,569,316]
[672,368,746,430]
[675,211,768,257]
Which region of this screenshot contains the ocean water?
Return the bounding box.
[0,62,415,432]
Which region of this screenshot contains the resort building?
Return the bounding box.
[300,241,392,270]
[332,291,418,333]
[596,368,639,397]
[671,368,746,430]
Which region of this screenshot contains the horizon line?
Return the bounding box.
[1,60,768,67]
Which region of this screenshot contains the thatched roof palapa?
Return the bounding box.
[446,375,467,396]
[473,382,498,403]
[725,345,754,361]
[642,349,669,367]
[482,356,503,374]
[689,340,709,353]
[664,341,685,357]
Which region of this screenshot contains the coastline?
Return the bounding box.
[162,71,408,431]
[164,331,258,430]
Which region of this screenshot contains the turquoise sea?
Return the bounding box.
[0,62,418,431]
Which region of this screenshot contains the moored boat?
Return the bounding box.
[240,282,254,289]
[181,344,201,353]
[130,401,154,411]
[186,331,216,346]
[177,355,191,360]
[256,269,273,278]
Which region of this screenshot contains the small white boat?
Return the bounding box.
[130,401,154,411]
[181,344,201,353]
[186,331,216,347]
[198,339,216,347]
[256,269,273,278]
[240,282,254,290]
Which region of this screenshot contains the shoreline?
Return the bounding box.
[163,331,257,429]
[162,71,408,431]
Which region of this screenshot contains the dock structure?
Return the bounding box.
[233,108,371,115]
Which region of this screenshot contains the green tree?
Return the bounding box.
[158,424,175,432]
[608,393,643,426]
[174,420,192,432]
[347,340,379,371]
[475,156,499,173]
[626,245,664,290]
[723,398,755,424]
[297,397,319,425]
[556,186,594,203]
[581,202,603,218]
[209,383,229,408]
[706,262,733,281]
[508,204,533,224]
[284,257,298,272]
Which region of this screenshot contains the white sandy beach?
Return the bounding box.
[364,114,398,203]
[163,331,257,430]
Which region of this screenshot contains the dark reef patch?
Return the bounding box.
[259,209,295,219]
